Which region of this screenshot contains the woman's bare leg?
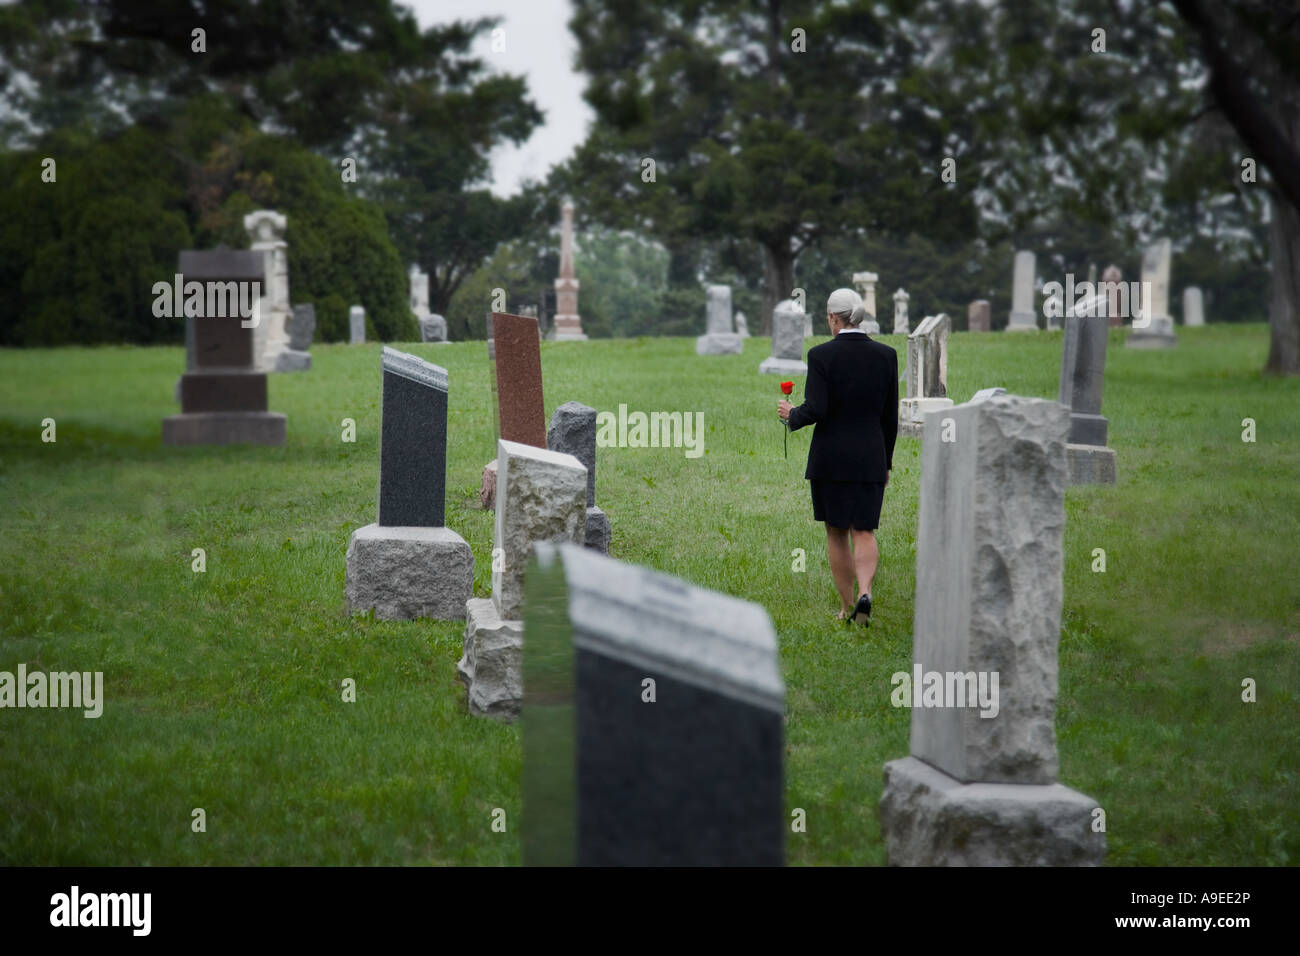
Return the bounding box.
[826,525,855,615]
[851,528,879,598]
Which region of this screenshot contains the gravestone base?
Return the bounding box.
[480,460,498,511]
[1006,310,1039,331]
[274,349,312,372]
[898,397,954,439]
[585,506,610,554]
[1125,327,1178,349]
[162,411,286,446]
[1066,444,1117,486]
[345,524,473,621]
[879,757,1105,867]
[695,333,743,356]
[458,597,523,722]
[758,357,808,376]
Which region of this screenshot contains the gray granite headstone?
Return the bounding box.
[288,303,316,350]
[1057,313,1109,447]
[420,313,448,342]
[349,305,366,344]
[522,542,785,866]
[378,347,448,528]
[1007,250,1038,330]
[547,401,597,507]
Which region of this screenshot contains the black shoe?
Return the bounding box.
[849,593,872,628]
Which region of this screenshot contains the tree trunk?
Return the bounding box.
[1266,189,1300,375]
[762,240,795,337]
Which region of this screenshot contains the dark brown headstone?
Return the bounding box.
[492,311,546,448]
[164,249,286,445]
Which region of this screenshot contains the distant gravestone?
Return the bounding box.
[1127,238,1176,348]
[878,394,1105,866]
[759,299,807,375]
[244,209,292,371]
[420,314,448,342]
[460,439,587,721]
[547,401,609,554]
[345,348,472,621]
[851,271,881,334]
[898,314,953,438]
[1101,265,1125,328]
[967,299,991,333]
[1183,286,1205,327]
[276,303,314,371]
[696,285,742,355]
[1006,250,1038,330]
[349,305,366,344]
[522,541,785,866]
[734,310,750,337]
[163,248,287,446]
[1058,310,1117,485]
[287,303,315,350]
[893,288,910,335]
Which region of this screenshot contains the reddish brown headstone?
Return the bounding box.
[492,311,546,448]
[967,299,991,332]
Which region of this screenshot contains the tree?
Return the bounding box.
[1170,0,1300,372]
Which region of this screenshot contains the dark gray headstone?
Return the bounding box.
[547,401,597,507]
[1058,313,1109,446]
[523,542,785,867]
[288,303,316,351]
[378,347,449,527]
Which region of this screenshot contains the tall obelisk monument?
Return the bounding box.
[552,200,587,341]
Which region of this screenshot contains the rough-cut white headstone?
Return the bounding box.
[349,305,366,344]
[1183,286,1204,327]
[913,395,1068,783]
[879,394,1104,866]
[893,288,910,335]
[760,299,807,375]
[493,439,588,619]
[734,310,750,337]
[1007,250,1038,330]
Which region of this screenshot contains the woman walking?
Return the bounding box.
[778,288,899,626]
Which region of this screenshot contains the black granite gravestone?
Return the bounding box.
[378,347,448,528]
[523,542,785,866]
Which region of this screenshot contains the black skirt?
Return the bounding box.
[810,479,886,531]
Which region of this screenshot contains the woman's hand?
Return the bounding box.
[777,399,792,422]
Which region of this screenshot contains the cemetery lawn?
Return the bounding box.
[1,325,1297,866]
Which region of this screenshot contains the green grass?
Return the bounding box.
[1,325,1297,865]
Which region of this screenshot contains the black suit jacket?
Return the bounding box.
[787,331,899,482]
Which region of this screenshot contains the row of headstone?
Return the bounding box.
[879,393,1107,865]
[344,348,473,619]
[898,314,953,438]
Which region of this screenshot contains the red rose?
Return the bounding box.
[780,381,794,395]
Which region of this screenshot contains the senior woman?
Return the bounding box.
[778,288,899,626]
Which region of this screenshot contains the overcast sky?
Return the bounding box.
[407,0,593,196]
